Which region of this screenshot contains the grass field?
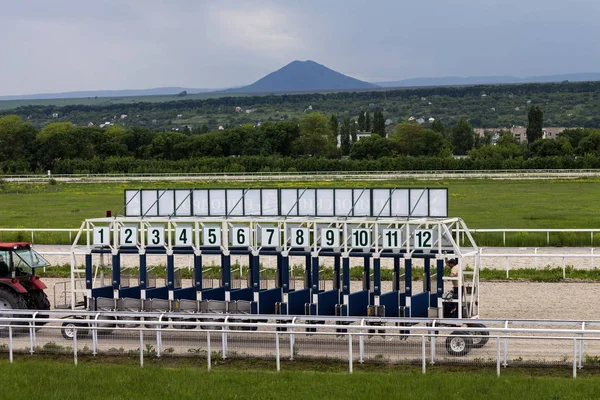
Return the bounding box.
[0,358,598,400]
[1,178,600,246]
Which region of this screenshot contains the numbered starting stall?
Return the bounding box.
[67,187,480,322]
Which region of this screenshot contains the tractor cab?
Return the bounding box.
[0,242,50,280]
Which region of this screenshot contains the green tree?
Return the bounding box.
[292,113,336,156]
[339,117,352,155]
[349,135,392,159]
[372,111,386,137]
[329,114,339,136]
[350,120,358,143]
[365,112,371,132]
[451,118,475,155]
[431,119,446,135]
[526,106,544,143]
[357,111,366,131]
[0,115,36,164]
[389,122,450,156]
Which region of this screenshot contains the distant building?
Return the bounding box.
[408,116,416,121]
[416,118,425,124]
[218,125,225,131]
[52,113,59,118]
[336,131,385,148]
[428,117,435,123]
[235,107,242,113]
[87,122,94,127]
[473,126,568,143]
[121,114,127,119]
[385,118,393,126]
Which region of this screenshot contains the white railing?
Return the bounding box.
[0,228,78,244]
[4,168,600,182]
[1,310,599,377]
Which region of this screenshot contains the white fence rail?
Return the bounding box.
[1,310,599,377]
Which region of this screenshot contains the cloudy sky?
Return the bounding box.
[1,0,599,95]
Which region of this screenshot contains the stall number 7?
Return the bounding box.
[232,227,250,246]
[414,229,434,249]
[203,227,221,246]
[291,228,309,247]
[175,226,192,246]
[261,227,280,247]
[120,226,137,246]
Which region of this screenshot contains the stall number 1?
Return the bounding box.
[414,229,434,249]
[147,226,165,246]
[93,227,110,246]
[321,229,340,247]
[232,227,250,246]
[120,226,137,246]
[382,229,402,249]
[203,227,221,246]
[261,228,280,247]
[351,229,371,248]
[291,228,309,247]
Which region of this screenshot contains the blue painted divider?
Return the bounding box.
[120,286,141,298]
[173,287,196,300]
[146,286,169,299]
[348,290,369,316]
[288,289,310,315]
[317,290,339,316]
[380,291,399,317]
[92,286,113,299]
[230,288,253,301]
[259,288,282,314]
[411,292,430,317]
[202,287,225,301]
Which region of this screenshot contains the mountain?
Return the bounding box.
[223,60,378,93]
[376,73,600,88]
[0,87,217,101]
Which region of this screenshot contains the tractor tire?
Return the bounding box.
[467,323,490,349]
[61,320,89,340]
[28,291,51,326]
[445,331,473,357]
[0,287,29,332]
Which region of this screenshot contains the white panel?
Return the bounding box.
[244,189,261,216]
[351,229,371,248]
[429,189,448,217]
[175,225,193,246]
[391,189,410,217]
[125,190,141,217]
[414,229,434,249]
[192,190,209,216]
[93,227,110,246]
[120,226,138,246]
[334,189,352,216]
[321,228,340,248]
[227,189,244,216]
[290,228,309,247]
[298,189,315,216]
[382,229,402,249]
[410,189,429,217]
[158,190,175,216]
[316,189,334,216]
[262,189,279,216]
[231,227,250,246]
[280,189,297,216]
[372,189,390,217]
[141,190,158,216]
[147,225,165,247]
[210,190,226,216]
[203,226,221,246]
[352,189,371,216]
[260,227,280,247]
[174,190,192,216]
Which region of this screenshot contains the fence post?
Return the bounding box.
[421,335,426,374]
[562,257,566,279]
[503,231,506,246]
[348,333,353,374]
[222,316,229,360]
[496,337,501,377]
[275,332,280,372]
[290,317,296,361]
[9,326,13,363]
[505,257,509,279]
[139,329,144,368]
[73,328,78,366]
[207,331,212,371]
[592,248,595,269]
[359,319,365,363]
[547,231,550,245]
[573,339,577,379]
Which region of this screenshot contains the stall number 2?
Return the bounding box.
[414,229,434,249]
[120,226,138,246]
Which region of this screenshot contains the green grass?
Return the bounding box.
[0,358,598,400]
[2,178,600,245]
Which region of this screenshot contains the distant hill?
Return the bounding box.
[223,60,379,93]
[0,87,216,101]
[376,73,600,88]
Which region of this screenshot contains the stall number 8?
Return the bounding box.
[414,229,433,249]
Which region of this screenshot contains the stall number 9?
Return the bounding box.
[321,229,340,247]
[414,229,434,249]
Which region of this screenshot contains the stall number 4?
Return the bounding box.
[414,229,433,249]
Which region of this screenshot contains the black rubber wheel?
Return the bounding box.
[0,287,28,332]
[445,331,473,357]
[467,323,490,349]
[28,291,51,326]
[61,320,89,340]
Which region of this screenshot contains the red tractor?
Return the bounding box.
[0,243,51,321]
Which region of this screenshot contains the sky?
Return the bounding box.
[1,0,599,95]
